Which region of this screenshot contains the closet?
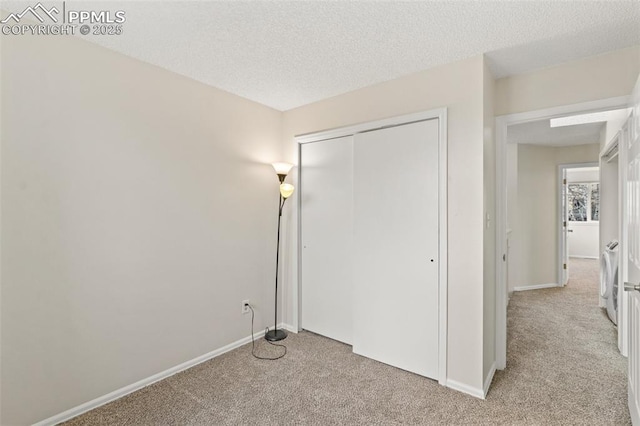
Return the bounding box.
[300,116,442,379]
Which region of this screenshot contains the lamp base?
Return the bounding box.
[265,329,288,342]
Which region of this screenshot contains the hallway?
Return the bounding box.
[496,257,629,423]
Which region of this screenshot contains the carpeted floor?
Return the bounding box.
[64,258,629,425]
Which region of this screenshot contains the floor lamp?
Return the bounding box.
[265,162,294,342]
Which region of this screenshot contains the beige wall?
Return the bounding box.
[515,144,600,288]
[482,61,496,382]
[1,34,282,425]
[4,29,636,426]
[282,55,487,391]
[498,45,638,293]
[496,46,640,116]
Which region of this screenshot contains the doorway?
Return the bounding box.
[495,97,632,369]
[559,164,600,287]
[504,126,601,295]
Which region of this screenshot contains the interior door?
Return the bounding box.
[300,136,354,344]
[625,79,640,425]
[352,119,439,379]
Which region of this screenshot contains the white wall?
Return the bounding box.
[0,31,4,425]
[568,223,600,258]
[515,144,600,287]
[566,167,599,183]
[599,112,627,265]
[506,143,519,293]
[601,109,632,152]
[282,55,488,392]
[482,61,496,384]
[598,112,628,309]
[1,33,283,425]
[566,168,600,259]
[600,155,619,252]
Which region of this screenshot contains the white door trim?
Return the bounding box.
[557,162,599,287]
[295,109,445,144]
[620,123,630,358]
[495,95,630,370]
[294,108,448,385]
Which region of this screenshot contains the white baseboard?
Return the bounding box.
[483,362,496,398]
[513,283,559,292]
[280,322,298,333]
[445,379,485,400]
[33,327,274,426]
[447,364,496,399]
[569,255,599,259]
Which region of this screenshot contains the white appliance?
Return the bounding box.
[600,240,619,324]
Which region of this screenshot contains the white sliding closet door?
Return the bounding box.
[352,119,440,379]
[300,136,354,344]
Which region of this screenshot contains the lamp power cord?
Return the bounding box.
[248,304,287,360]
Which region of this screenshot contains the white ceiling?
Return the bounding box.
[509,108,632,147]
[508,120,605,147]
[4,1,640,111]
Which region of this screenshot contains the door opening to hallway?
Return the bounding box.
[504,120,603,296]
[503,108,630,351]
[562,165,600,288]
[496,91,638,421]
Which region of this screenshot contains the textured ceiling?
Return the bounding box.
[3,1,640,110]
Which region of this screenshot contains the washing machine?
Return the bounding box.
[600,240,619,325]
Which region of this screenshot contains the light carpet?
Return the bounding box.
[64,258,629,425]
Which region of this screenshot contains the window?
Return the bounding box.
[568,183,599,222]
[590,183,599,221]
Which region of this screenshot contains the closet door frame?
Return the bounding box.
[294,108,448,385]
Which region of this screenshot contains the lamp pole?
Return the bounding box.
[265,166,293,342]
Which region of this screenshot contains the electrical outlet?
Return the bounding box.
[242,300,250,314]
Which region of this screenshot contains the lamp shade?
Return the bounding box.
[280,183,295,199]
[272,162,293,176]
